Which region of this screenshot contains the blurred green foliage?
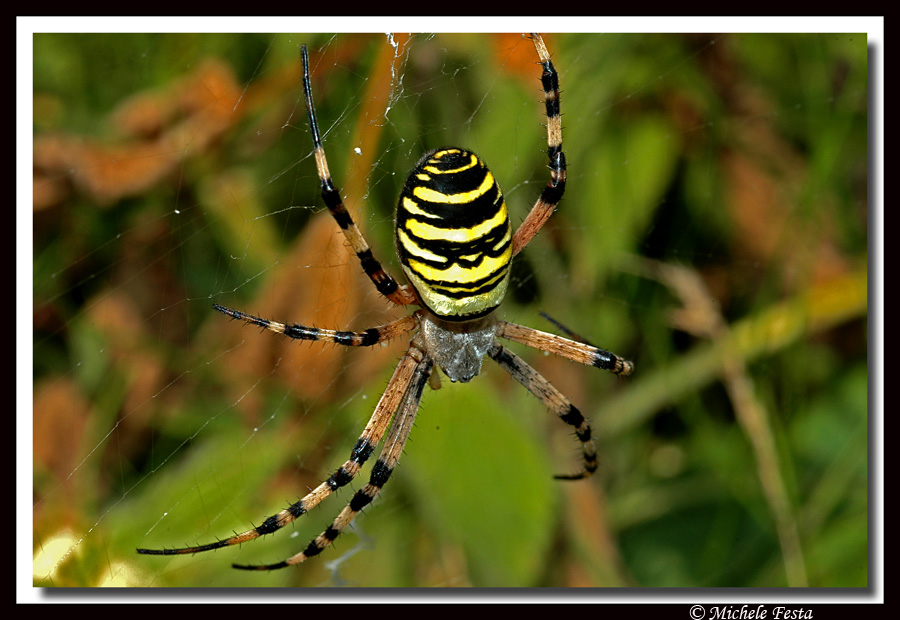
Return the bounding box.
[33,32,868,588]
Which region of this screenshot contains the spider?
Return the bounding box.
[137,33,633,571]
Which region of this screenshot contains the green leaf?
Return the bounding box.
[402,378,558,586]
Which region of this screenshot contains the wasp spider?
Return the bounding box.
[137,33,633,571]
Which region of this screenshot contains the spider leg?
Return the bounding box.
[511,33,566,257]
[232,348,433,570]
[488,343,597,480]
[136,344,429,559]
[496,320,633,376]
[301,45,419,307]
[539,311,594,346]
[213,304,420,347]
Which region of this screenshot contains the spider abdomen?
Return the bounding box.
[395,148,512,320]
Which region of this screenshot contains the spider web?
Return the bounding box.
[26,19,876,597]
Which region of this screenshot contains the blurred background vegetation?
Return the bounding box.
[32,32,869,588]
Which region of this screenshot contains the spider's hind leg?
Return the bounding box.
[510,33,567,257]
[300,44,419,308]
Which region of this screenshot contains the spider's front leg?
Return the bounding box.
[233,347,434,570]
[136,322,426,560]
[488,343,598,480]
[489,322,632,480]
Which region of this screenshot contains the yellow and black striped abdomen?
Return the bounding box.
[395,148,512,320]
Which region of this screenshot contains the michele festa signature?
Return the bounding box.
[690,605,814,620]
